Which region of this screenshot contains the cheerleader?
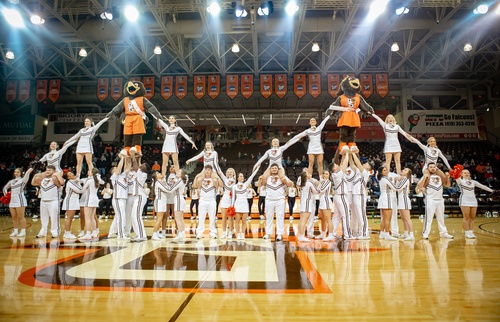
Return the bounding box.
[395,168,415,241]
[286,116,330,175]
[2,167,33,237]
[457,169,494,239]
[377,166,407,241]
[186,141,222,185]
[371,113,410,174]
[163,169,189,242]
[349,149,371,240]
[287,184,297,220]
[80,169,103,240]
[151,173,168,240]
[61,171,83,239]
[128,156,150,242]
[63,116,109,177]
[253,138,299,182]
[407,136,452,176]
[317,170,335,241]
[107,157,128,239]
[231,167,260,240]
[217,168,237,239]
[157,115,197,176]
[39,141,75,173]
[297,171,320,242]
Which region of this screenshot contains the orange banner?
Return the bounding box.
[360,74,373,98]
[226,75,238,99]
[194,75,206,100]
[161,76,173,100]
[18,80,30,103]
[308,74,321,98]
[143,76,155,99]
[48,79,61,103]
[376,74,389,98]
[208,75,220,99]
[260,74,272,99]
[327,74,340,98]
[241,75,253,99]
[275,74,287,98]
[36,80,47,102]
[111,78,123,101]
[97,78,109,101]
[129,76,141,82]
[175,76,187,100]
[6,80,17,103]
[294,74,306,98]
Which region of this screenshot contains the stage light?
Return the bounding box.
[6,50,15,60]
[207,1,221,16]
[2,8,25,28]
[391,42,399,52]
[463,43,472,52]
[257,1,273,16]
[124,5,139,22]
[235,5,248,18]
[473,3,489,15]
[368,0,389,20]
[30,14,45,25]
[395,6,409,15]
[79,48,88,57]
[311,43,320,52]
[285,1,299,16]
[154,46,162,55]
[231,43,240,53]
[100,8,113,20]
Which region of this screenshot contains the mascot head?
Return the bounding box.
[124,81,146,97]
[337,76,360,98]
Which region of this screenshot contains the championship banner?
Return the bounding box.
[327,74,340,98]
[194,75,206,100]
[241,74,253,99]
[36,80,47,102]
[143,76,155,99]
[226,75,238,99]
[6,80,17,103]
[308,74,321,98]
[360,74,373,98]
[376,74,389,98]
[275,74,287,98]
[18,80,30,103]
[97,78,109,101]
[403,110,479,139]
[48,79,61,103]
[208,75,220,99]
[175,76,187,100]
[260,74,272,99]
[111,78,123,101]
[161,76,173,100]
[129,77,141,82]
[294,74,306,98]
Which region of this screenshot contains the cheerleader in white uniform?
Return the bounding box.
[297,171,320,242]
[61,171,83,239]
[39,141,75,173]
[377,166,407,241]
[349,149,371,240]
[317,170,334,241]
[186,141,222,185]
[63,116,109,178]
[407,136,452,175]
[286,115,330,175]
[371,113,410,174]
[157,115,197,175]
[253,137,299,182]
[80,169,103,240]
[457,169,494,239]
[396,168,415,241]
[216,168,237,239]
[151,173,168,240]
[231,167,260,240]
[163,170,188,242]
[3,167,33,237]
[77,177,88,237]
[108,157,128,239]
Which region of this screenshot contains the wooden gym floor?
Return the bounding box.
[1,215,500,321]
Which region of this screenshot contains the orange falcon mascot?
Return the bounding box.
[107,81,164,157]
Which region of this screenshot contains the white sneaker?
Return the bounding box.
[344,235,357,240]
[77,230,85,238]
[260,215,265,220]
[298,236,311,242]
[221,231,227,239]
[107,233,117,239]
[9,231,18,237]
[276,234,282,241]
[90,230,99,238]
[131,237,147,242]
[263,234,270,239]
[151,232,161,240]
[196,234,203,239]
[17,230,26,237]
[173,232,186,242]
[385,235,398,241]
[440,232,454,239]
[468,231,476,239]
[358,235,370,240]
[64,232,77,239]
[398,233,408,239]
[422,234,429,239]
[404,235,415,241]
[79,233,92,241]
[323,235,335,241]
[51,232,59,238]
[209,233,218,239]
[316,232,326,239]
[227,233,233,240]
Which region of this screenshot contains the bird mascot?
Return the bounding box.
[107,81,164,157]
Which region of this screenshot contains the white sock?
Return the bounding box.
[409,232,414,238]
[13,228,18,233]
[20,229,26,234]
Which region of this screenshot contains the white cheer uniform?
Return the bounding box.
[39,143,74,173]
[422,174,449,237]
[351,169,370,238]
[39,176,61,236]
[254,139,298,170]
[318,179,332,210]
[130,169,148,239]
[197,178,218,236]
[299,180,319,213]
[187,150,221,174]
[397,178,412,210]
[231,169,259,213]
[372,114,406,153]
[62,179,83,211]
[165,177,187,212]
[264,175,288,236]
[109,172,128,238]
[331,169,353,238]
[3,168,33,208]
[457,178,493,207]
[65,118,109,154]
[82,175,103,208]
[158,119,196,154]
[219,175,236,209]
[154,180,169,213]
[412,139,452,170]
[288,115,330,154]
[166,173,177,205]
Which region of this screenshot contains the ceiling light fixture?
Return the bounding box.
[285,0,299,16]
[231,43,240,53]
[6,50,15,60]
[473,3,489,15]
[154,45,162,55]
[79,48,88,57]
[391,42,399,52]
[270,114,272,124]
[257,1,273,16]
[368,0,389,20]
[463,43,472,52]
[207,1,221,16]
[311,43,320,52]
[30,14,45,25]
[2,8,25,28]
[100,8,113,20]
[235,5,248,17]
[124,5,139,22]
[395,6,409,15]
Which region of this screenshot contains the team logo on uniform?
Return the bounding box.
[206,152,211,157]
[466,180,472,185]
[203,179,211,187]
[271,149,277,156]
[432,149,437,155]
[238,184,243,189]
[271,176,278,184]
[346,170,351,175]
[432,177,440,184]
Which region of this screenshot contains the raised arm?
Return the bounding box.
[143,98,163,120]
[31,173,44,186]
[339,151,349,173]
[316,115,331,132]
[58,139,76,155]
[350,152,365,173]
[22,168,34,184]
[253,150,270,171]
[64,131,82,147]
[52,172,64,187]
[245,165,261,186]
[474,181,494,193]
[106,99,125,119]
[69,180,84,194]
[186,150,205,164]
[358,96,375,115]
[283,130,308,151]
[437,151,452,170]
[92,117,109,135]
[371,113,386,129]
[178,127,197,150]
[327,104,354,113]
[157,119,169,131]
[408,135,426,151]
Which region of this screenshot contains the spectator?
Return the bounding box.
[152,161,161,173]
[96,155,107,176]
[301,155,308,168]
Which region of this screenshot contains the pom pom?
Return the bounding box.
[449,164,464,180]
[227,206,236,217]
[0,192,11,205]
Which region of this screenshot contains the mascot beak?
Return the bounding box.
[349,78,360,89]
[126,81,140,95]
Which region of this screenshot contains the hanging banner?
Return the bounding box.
[175,76,187,100]
[111,78,123,101]
[129,76,141,82]
[208,75,220,99]
[143,76,155,99]
[260,74,272,99]
[360,74,373,98]
[275,74,287,98]
[376,73,389,98]
[294,74,306,98]
[6,80,17,103]
[308,74,321,98]
[403,110,479,139]
[226,75,238,99]
[48,79,61,103]
[327,74,340,98]
[36,80,48,102]
[18,80,30,103]
[241,75,253,99]
[97,78,109,101]
[161,76,173,100]
[193,75,206,100]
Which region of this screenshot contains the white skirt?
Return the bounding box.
[155,199,167,213]
[459,195,477,207]
[62,196,80,211]
[383,137,402,153]
[234,198,249,213]
[174,197,186,212]
[397,196,412,210]
[9,194,27,208]
[220,193,231,209]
